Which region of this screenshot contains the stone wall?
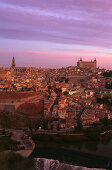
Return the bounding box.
[0,104,15,112]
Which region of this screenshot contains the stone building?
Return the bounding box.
[0,70,9,80]
[77,58,97,71]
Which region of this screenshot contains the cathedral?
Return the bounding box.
[11,56,31,73]
[77,58,97,71]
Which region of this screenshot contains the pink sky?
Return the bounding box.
[0,0,112,69]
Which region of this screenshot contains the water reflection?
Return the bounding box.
[85,141,98,151]
[74,135,112,158]
[35,135,112,158]
[101,135,111,145]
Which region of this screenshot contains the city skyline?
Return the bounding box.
[0,0,112,69]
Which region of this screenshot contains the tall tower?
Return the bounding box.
[94,58,97,71]
[11,56,16,68]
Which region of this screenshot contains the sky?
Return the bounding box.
[0,0,112,69]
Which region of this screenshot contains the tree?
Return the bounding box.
[77,120,83,131]
[42,120,48,130]
[34,122,39,131]
[102,96,109,104]
[111,81,112,89]
[51,124,53,130]
[26,119,33,134]
[65,78,69,83]
[60,77,66,82]
[57,124,60,131]
[54,88,62,95]
[100,117,109,126]
[103,71,112,77]
[97,97,102,103]
[105,82,110,89]
[48,85,52,90]
[63,91,68,95]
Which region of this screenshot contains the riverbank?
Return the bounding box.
[33,125,112,135]
[10,129,35,158]
[0,128,35,158]
[0,129,36,169]
[34,158,106,170]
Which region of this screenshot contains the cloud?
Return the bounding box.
[0,0,112,68]
[0,0,112,49]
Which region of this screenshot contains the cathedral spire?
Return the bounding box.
[11,56,16,68]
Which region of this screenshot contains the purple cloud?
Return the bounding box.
[0,0,112,67]
[0,0,112,48]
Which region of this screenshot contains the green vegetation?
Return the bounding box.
[105,81,112,89]
[63,91,69,95]
[21,85,36,91]
[46,89,51,97]
[103,71,112,77]
[54,88,62,96]
[59,77,69,83]
[0,136,20,152]
[26,119,49,132]
[76,120,83,131]
[0,152,35,170]
[0,152,23,170]
[100,117,110,126]
[48,85,52,90]
[0,136,35,169]
[97,96,112,108]
[65,78,69,83]
[57,124,60,131]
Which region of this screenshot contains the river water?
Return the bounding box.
[67,135,112,158]
[31,135,112,169]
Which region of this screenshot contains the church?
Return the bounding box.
[11,56,31,73]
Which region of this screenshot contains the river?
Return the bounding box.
[30,134,112,169]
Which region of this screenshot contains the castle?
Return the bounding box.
[77,58,97,71]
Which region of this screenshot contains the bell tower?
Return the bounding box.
[94,58,97,71]
[11,56,16,68]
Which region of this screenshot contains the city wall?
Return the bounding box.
[0,104,15,112]
[0,94,38,103]
[0,95,43,112]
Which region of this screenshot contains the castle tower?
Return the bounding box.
[11,56,16,68]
